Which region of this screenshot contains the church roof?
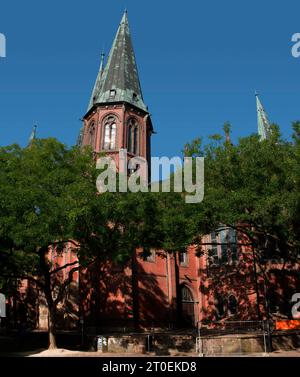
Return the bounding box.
[256,92,271,140]
[87,11,147,113]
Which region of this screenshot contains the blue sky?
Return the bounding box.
[1,0,300,159]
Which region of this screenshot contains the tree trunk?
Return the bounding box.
[131,252,139,330]
[95,259,101,327]
[39,246,57,350]
[173,252,182,328]
[252,249,261,320]
[48,307,57,349]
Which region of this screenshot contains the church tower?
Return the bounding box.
[79,11,153,177]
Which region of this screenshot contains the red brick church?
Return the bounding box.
[9,11,300,333]
[77,11,299,331]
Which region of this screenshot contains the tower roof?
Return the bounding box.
[87,11,147,113]
[256,92,271,140]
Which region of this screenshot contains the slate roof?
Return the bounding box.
[87,11,147,113]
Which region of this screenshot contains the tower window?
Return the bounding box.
[132,92,137,101]
[127,118,139,155]
[103,115,117,150]
[110,89,116,98]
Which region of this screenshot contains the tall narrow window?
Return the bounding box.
[220,228,229,263]
[210,231,219,265]
[181,285,195,326]
[110,123,116,149]
[103,116,117,150]
[229,227,237,262]
[133,127,138,154]
[219,226,237,263]
[128,125,132,152]
[127,118,139,155]
[179,252,188,266]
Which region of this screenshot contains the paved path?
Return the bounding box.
[6,348,299,357]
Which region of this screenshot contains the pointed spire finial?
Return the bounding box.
[28,124,37,146]
[99,50,105,74]
[121,9,128,24]
[223,122,232,144]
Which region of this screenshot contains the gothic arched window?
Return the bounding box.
[103,115,117,150]
[181,285,195,326]
[127,118,139,155]
[181,285,194,303]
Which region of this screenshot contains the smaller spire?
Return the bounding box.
[99,51,105,76]
[28,124,37,146]
[223,122,232,144]
[76,126,83,148]
[256,92,271,141]
[87,51,106,110]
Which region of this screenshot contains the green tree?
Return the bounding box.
[184,122,300,275]
[0,139,101,348]
[0,138,177,347]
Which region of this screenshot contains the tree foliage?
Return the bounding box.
[0,137,195,346]
[184,122,300,266]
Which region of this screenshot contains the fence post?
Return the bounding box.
[146,334,152,353]
[262,320,267,355]
[197,321,204,357]
[263,281,273,352]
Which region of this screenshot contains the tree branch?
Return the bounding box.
[53,258,96,307]
[50,260,79,275]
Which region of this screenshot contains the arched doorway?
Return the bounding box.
[180,285,195,327]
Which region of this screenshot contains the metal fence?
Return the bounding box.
[196,320,269,356]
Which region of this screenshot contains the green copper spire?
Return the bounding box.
[28,125,37,146]
[87,11,147,113]
[99,51,105,74]
[256,92,271,140]
[88,52,105,110]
